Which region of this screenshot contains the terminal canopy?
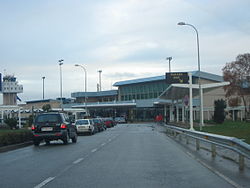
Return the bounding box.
[159,82,230,101]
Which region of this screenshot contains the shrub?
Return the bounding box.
[0,130,33,147]
[42,104,51,112]
[4,118,18,129]
[214,99,227,124]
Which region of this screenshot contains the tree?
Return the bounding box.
[42,104,51,112]
[214,99,226,124]
[222,53,250,120]
[4,118,18,129]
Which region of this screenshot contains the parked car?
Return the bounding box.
[103,117,116,128]
[114,116,126,123]
[93,118,106,132]
[75,119,95,135]
[31,112,77,146]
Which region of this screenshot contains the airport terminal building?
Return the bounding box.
[67,70,228,123]
[2,70,246,128]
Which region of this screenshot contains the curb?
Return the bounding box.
[0,141,33,153]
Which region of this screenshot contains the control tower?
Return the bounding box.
[0,74,23,105]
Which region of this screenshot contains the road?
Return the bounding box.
[0,123,236,188]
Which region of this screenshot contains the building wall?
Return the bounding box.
[20,101,61,110]
[204,87,226,107]
[3,93,17,105]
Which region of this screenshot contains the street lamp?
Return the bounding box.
[75,64,87,116]
[166,57,172,73]
[59,59,64,111]
[98,70,102,91]
[42,76,45,100]
[178,22,203,130]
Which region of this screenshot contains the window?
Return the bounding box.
[137,94,140,99]
[35,114,60,123]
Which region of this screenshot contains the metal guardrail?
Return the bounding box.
[164,124,250,171]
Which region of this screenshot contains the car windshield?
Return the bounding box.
[35,114,60,123]
[75,120,89,125]
[93,119,100,123]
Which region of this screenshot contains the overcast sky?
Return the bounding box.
[0,0,250,103]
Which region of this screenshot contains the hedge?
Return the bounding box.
[0,129,33,147]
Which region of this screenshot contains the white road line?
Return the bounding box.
[73,158,84,164]
[101,143,106,146]
[34,177,55,188]
[91,148,97,153]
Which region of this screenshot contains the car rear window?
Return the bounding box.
[75,120,89,125]
[35,114,61,123]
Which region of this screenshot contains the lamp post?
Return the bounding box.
[178,22,203,130]
[166,57,172,73]
[59,59,64,111]
[75,64,87,116]
[42,76,45,100]
[98,70,102,91]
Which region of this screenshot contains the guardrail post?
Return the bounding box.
[239,154,244,171]
[196,139,200,151]
[174,131,177,138]
[186,135,189,144]
[211,144,216,158]
[179,133,182,141]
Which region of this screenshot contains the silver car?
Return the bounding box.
[75,119,95,135]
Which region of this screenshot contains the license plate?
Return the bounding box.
[41,127,53,131]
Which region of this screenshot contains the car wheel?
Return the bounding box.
[63,132,70,144]
[34,140,40,146]
[72,133,77,143]
[45,140,50,145]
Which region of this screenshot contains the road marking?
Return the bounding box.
[91,148,97,153]
[34,177,55,188]
[108,139,112,142]
[73,157,84,164]
[185,151,242,188]
[101,143,106,146]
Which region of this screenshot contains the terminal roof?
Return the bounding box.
[113,71,223,86]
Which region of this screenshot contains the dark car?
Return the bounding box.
[93,118,106,132]
[32,112,77,146]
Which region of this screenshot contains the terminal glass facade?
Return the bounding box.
[119,80,169,101]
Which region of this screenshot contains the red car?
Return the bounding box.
[103,118,116,128]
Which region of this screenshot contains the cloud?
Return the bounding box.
[0,0,250,102]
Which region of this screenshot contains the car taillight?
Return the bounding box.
[60,124,67,129]
[31,125,36,130]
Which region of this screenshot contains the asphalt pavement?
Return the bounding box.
[0,123,242,188]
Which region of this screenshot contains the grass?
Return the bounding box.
[195,121,250,144]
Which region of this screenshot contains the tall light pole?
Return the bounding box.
[178,22,203,130]
[75,64,87,116]
[59,59,64,111]
[98,70,102,91]
[42,76,45,100]
[166,57,172,73]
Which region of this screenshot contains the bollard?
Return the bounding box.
[211,144,216,158]
[239,154,245,171]
[196,139,200,151]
